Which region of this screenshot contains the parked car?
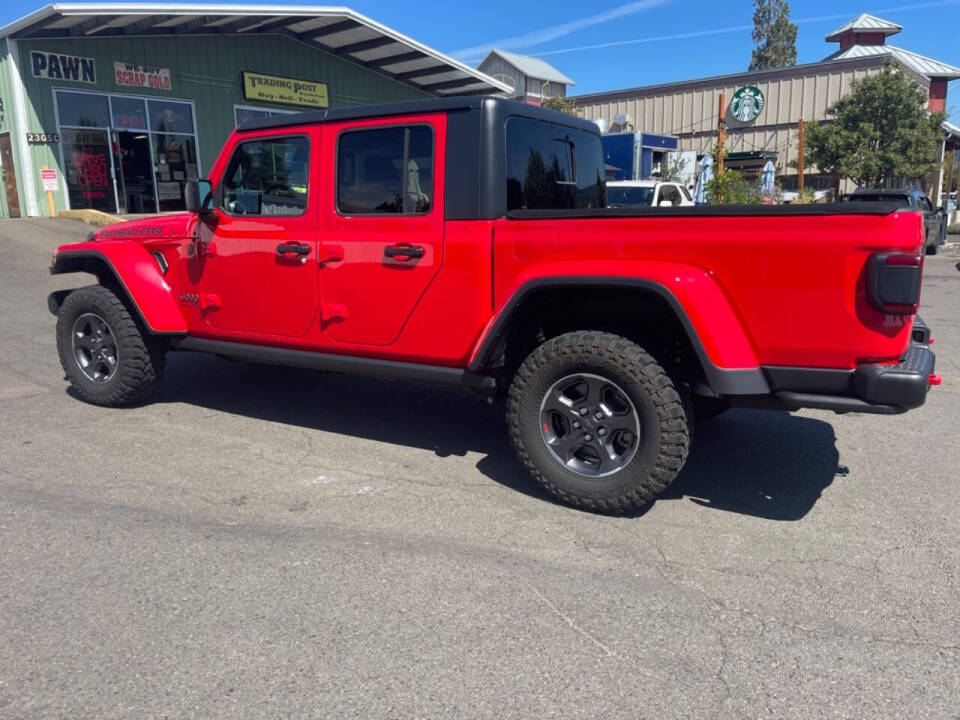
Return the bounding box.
[48,97,937,515]
[606,180,694,208]
[839,188,946,254]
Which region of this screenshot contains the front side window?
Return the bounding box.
[337,125,434,215]
[221,137,309,216]
[506,117,606,211]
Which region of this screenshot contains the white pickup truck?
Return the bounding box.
[606,180,694,208]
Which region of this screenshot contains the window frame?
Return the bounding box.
[217,133,311,218]
[334,122,436,218]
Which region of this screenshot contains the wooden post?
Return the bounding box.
[716,92,726,174]
[797,119,805,195]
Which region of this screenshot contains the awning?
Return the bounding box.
[0,3,512,97]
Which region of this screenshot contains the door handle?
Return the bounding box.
[384,244,424,260]
[276,243,310,256]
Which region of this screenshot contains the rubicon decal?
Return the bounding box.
[31,51,96,84]
[98,226,164,238]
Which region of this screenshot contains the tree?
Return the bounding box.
[749,0,797,71]
[542,96,577,115]
[804,66,946,188]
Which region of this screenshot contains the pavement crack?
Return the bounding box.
[532,587,614,658]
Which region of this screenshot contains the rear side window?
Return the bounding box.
[337,125,434,215]
[221,137,309,216]
[506,117,605,211]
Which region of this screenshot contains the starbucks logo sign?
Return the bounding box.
[730,86,765,122]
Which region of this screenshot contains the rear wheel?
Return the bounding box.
[506,331,690,514]
[56,285,166,407]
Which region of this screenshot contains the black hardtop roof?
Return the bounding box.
[236,96,601,135]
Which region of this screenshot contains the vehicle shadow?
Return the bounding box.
[154,352,840,522]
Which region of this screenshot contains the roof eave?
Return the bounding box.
[0,3,512,96]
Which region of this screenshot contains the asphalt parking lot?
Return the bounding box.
[1,218,959,719]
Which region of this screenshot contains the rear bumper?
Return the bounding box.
[731,317,937,415]
[851,343,935,410]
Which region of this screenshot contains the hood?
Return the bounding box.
[92,213,195,242]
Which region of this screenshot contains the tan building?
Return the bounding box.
[573,14,959,196]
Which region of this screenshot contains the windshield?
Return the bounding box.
[606,186,655,207]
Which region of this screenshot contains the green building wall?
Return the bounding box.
[7,32,430,217]
[0,37,18,217]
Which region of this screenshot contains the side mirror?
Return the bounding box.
[185,179,214,214]
[659,199,673,207]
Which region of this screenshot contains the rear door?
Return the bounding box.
[319,113,445,346]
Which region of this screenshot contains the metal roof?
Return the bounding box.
[823,44,960,80]
[825,13,902,42]
[0,3,512,96]
[481,49,576,86]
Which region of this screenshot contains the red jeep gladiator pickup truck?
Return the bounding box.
[49,97,938,513]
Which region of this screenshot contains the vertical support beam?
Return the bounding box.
[797,118,805,195]
[5,39,39,217]
[716,92,726,174]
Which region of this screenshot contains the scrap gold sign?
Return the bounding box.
[241,71,329,109]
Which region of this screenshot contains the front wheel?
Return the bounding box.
[506,332,691,514]
[56,285,166,407]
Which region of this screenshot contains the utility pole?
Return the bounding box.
[716,92,726,174]
[797,119,805,195]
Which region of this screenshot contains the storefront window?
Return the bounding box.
[55,90,200,214]
[148,100,194,134]
[61,128,116,212]
[57,92,109,128]
[111,96,148,131]
[152,133,198,211]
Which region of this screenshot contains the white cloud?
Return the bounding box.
[450,0,673,61]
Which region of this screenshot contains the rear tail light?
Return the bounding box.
[867,252,923,315]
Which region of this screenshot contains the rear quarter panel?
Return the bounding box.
[490,210,923,370]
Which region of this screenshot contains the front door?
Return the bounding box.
[189,133,318,338]
[0,133,21,218]
[320,115,445,346]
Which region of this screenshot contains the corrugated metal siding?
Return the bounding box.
[478,55,526,97]
[576,62,887,175]
[14,33,430,215]
[0,37,17,217]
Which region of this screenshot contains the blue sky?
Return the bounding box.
[3,0,958,115]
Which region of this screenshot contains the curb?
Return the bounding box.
[57,209,123,227]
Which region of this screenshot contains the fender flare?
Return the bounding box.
[49,246,188,334]
[468,275,769,396]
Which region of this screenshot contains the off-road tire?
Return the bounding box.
[56,285,166,407]
[506,331,690,514]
